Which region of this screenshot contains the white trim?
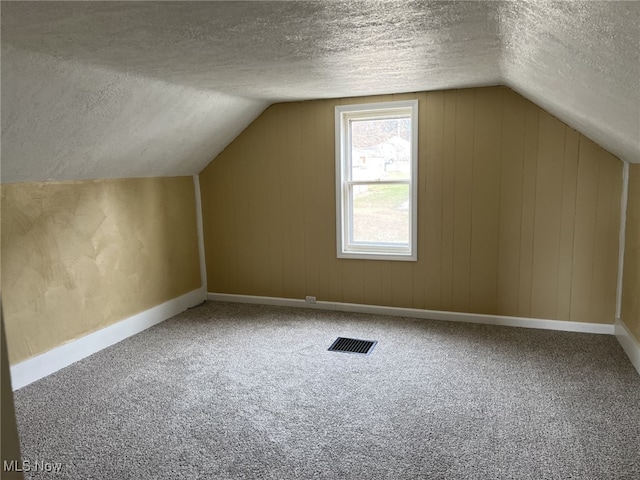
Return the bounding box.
[10,287,205,391]
[615,317,640,376]
[207,292,614,335]
[615,162,629,319]
[193,174,208,295]
[335,99,419,261]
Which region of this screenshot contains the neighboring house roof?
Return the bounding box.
[1,1,638,183]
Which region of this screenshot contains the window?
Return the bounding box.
[335,100,418,261]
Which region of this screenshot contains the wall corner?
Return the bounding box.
[193,174,208,300]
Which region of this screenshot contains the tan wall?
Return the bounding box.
[621,164,640,342]
[1,176,201,364]
[1,311,24,480]
[200,87,622,324]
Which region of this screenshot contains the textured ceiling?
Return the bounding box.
[501,0,639,168]
[1,1,638,183]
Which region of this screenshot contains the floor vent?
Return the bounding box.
[328,337,377,355]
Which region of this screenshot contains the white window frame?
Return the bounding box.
[335,99,418,261]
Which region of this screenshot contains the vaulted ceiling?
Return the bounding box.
[1,1,638,183]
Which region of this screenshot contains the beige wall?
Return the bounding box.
[1,311,24,480]
[621,164,640,342]
[1,176,201,364]
[200,87,622,324]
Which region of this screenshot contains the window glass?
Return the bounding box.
[335,100,418,261]
[349,118,412,182]
[351,183,410,244]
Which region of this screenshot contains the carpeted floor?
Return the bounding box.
[13,301,640,479]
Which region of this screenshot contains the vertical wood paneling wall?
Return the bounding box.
[200,87,623,324]
[621,165,640,341]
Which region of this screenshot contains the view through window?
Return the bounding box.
[335,100,418,260]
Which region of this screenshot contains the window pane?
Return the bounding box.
[351,184,410,244]
[350,117,411,181]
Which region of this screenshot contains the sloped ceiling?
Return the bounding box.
[501,1,639,168]
[1,1,638,183]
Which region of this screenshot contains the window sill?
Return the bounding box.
[337,251,417,262]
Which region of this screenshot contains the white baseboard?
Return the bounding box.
[207,293,615,335]
[615,317,640,376]
[12,289,631,391]
[10,287,206,391]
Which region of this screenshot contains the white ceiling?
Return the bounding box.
[1,1,638,183]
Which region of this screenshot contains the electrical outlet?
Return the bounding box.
[305,296,317,304]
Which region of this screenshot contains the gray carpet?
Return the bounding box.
[13,301,640,479]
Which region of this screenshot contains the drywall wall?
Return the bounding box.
[1,177,201,364]
[200,87,622,324]
[621,164,640,342]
